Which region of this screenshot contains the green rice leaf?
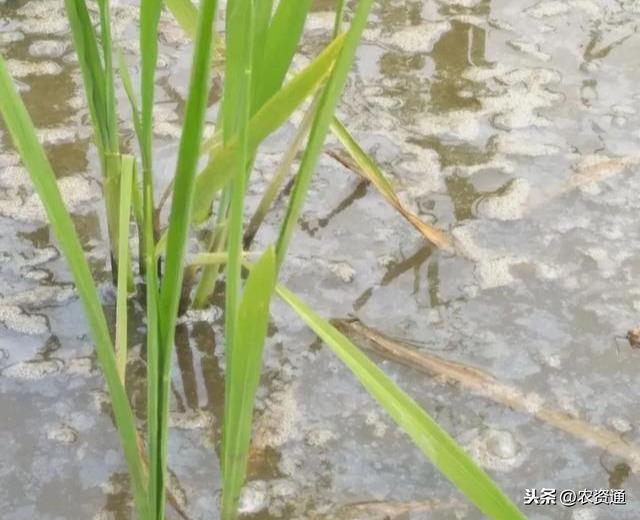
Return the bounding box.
[0,54,149,519]
[165,0,198,38]
[275,0,374,268]
[192,32,346,222]
[144,184,162,519]
[155,0,219,517]
[253,0,313,111]
[276,284,527,520]
[221,0,256,500]
[223,247,276,519]
[222,0,253,140]
[64,0,108,152]
[244,96,318,248]
[96,0,119,153]
[115,154,135,382]
[118,49,143,151]
[334,0,347,36]
[250,0,274,110]
[140,0,164,175]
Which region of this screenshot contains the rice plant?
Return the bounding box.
[0,0,526,518]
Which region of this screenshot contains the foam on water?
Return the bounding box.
[5,59,63,78]
[0,305,48,335]
[0,175,99,222]
[1,359,62,380]
[28,39,68,59]
[476,178,531,221]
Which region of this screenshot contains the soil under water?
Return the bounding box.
[1,0,640,519]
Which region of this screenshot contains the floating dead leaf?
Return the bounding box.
[333,318,640,470]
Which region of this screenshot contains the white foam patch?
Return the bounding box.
[507,39,552,62]
[476,178,531,220]
[2,359,62,380]
[37,127,80,146]
[0,31,25,44]
[2,285,75,308]
[466,429,526,471]
[493,134,562,157]
[6,59,63,78]
[28,40,68,59]
[453,224,526,289]
[21,16,69,35]
[527,1,571,18]
[0,305,48,335]
[0,175,99,222]
[417,110,482,141]
[47,423,78,444]
[169,410,215,430]
[254,384,301,449]
[385,22,452,54]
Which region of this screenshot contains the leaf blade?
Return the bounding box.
[0,54,149,518]
[223,247,276,519]
[276,284,526,520]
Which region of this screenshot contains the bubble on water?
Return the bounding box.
[611,104,636,116]
[0,175,99,222]
[325,260,356,284]
[609,417,632,433]
[2,284,75,309]
[0,165,29,188]
[64,356,94,377]
[476,178,531,221]
[28,40,67,59]
[467,429,526,471]
[417,110,482,142]
[305,11,336,32]
[154,121,182,138]
[22,268,50,282]
[475,256,522,289]
[0,31,25,45]
[47,423,78,444]
[238,480,269,514]
[572,508,598,520]
[385,22,452,54]
[507,39,552,62]
[21,16,69,35]
[0,305,48,335]
[449,0,487,7]
[169,410,215,430]
[582,247,617,278]
[178,305,223,325]
[306,428,337,447]
[1,359,63,380]
[17,0,63,17]
[527,1,571,18]
[159,18,189,46]
[500,67,562,86]
[5,59,63,78]
[523,392,544,414]
[37,126,79,146]
[21,246,59,267]
[493,134,562,157]
[365,410,388,438]
[573,0,602,18]
[254,384,301,449]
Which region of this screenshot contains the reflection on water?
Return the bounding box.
[2,0,640,518]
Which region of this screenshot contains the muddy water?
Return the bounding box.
[2,0,640,518]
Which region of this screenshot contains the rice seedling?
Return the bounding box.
[0,0,527,518]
